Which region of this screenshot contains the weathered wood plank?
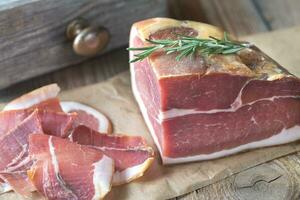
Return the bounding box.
[169,0,269,36]
[253,0,300,30]
[0,0,37,10]
[177,153,300,200]
[0,48,129,102]
[0,0,167,89]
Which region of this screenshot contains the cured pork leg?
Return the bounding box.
[130,18,300,164]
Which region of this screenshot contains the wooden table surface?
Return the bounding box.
[1,0,300,199]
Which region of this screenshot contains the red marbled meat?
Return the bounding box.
[37,110,75,138]
[0,95,64,194]
[3,84,61,111]
[60,101,112,134]
[130,18,300,164]
[0,98,63,138]
[28,98,63,112]
[28,134,114,200]
[70,109,99,130]
[70,125,154,185]
[0,109,75,138]
[0,111,42,196]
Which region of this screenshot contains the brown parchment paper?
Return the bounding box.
[2,26,300,200]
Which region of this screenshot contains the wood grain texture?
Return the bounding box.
[0,48,129,102]
[253,0,300,30]
[169,0,300,37]
[1,1,300,200]
[177,153,300,200]
[169,0,268,36]
[0,0,167,89]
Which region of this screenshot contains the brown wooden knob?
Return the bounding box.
[66,19,109,56]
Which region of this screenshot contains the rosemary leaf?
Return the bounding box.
[128,32,248,63]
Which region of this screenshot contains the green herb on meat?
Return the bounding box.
[127,32,249,63]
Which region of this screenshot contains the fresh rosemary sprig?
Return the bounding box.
[127,32,249,63]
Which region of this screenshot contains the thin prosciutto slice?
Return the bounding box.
[37,110,76,138]
[29,98,63,112]
[0,109,75,138]
[28,134,114,200]
[0,109,30,138]
[0,105,74,195]
[0,110,34,194]
[61,101,112,134]
[0,98,62,138]
[0,111,43,196]
[3,83,113,135]
[3,84,61,111]
[70,125,154,185]
[2,83,112,134]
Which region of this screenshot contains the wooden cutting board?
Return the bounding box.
[1,26,300,200]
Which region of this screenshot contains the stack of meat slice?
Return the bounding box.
[70,125,154,186]
[130,18,300,164]
[0,84,154,199]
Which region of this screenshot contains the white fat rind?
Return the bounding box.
[48,137,60,177]
[131,50,300,164]
[158,95,300,121]
[162,125,300,164]
[60,101,110,133]
[133,73,300,164]
[131,29,300,165]
[6,144,28,168]
[0,182,12,194]
[92,155,114,200]
[112,158,153,185]
[230,79,252,109]
[48,137,76,197]
[5,156,31,172]
[3,84,60,111]
[158,78,298,121]
[130,30,163,158]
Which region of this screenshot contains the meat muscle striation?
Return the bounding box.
[130,18,300,164]
[0,81,153,198]
[70,125,154,185]
[0,97,62,138]
[28,134,114,200]
[3,84,61,111]
[0,109,75,138]
[0,111,42,196]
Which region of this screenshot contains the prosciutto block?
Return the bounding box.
[130,18,300,164]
